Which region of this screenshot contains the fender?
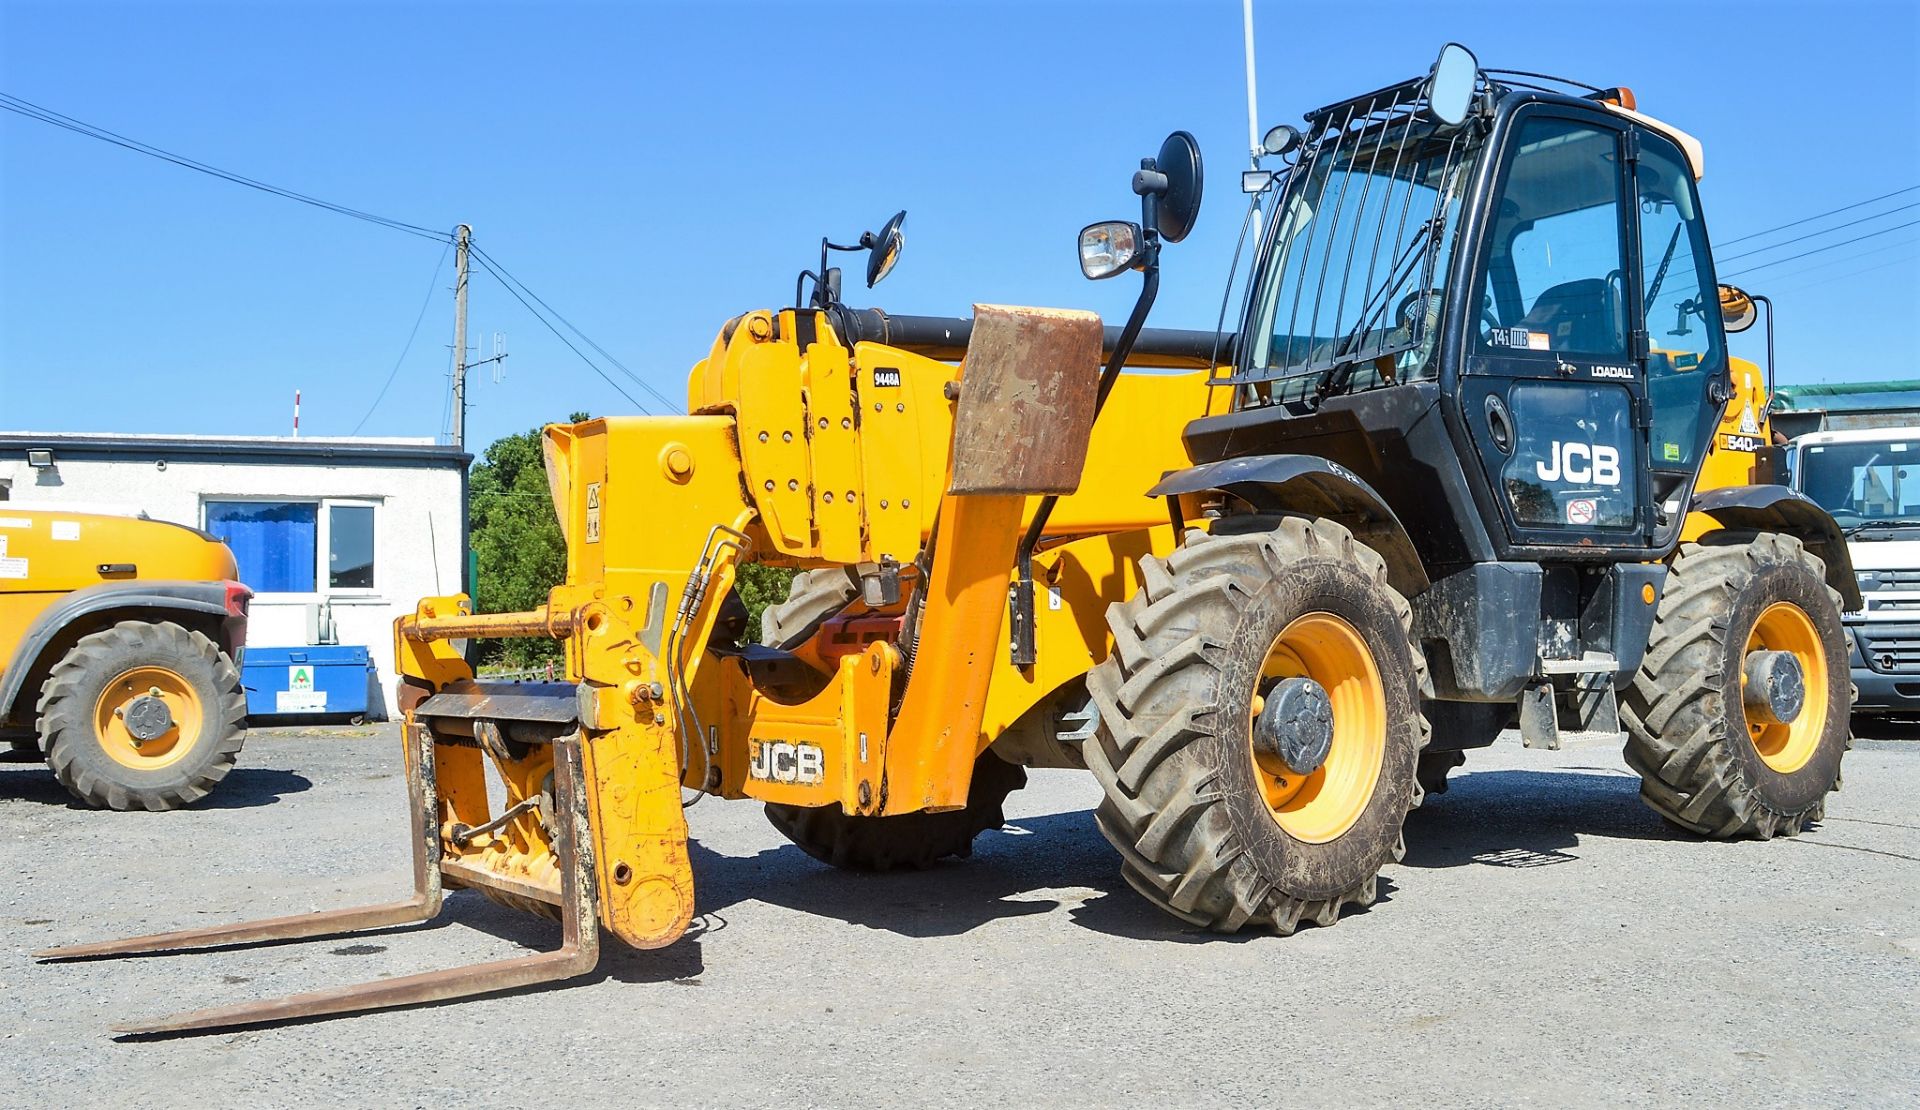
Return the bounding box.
[1149,455,1429,597]
[0,580,248,725]
[1688,485,1861,611]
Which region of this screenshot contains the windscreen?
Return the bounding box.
[1236,106,1477,403]
[1798,439,1920,528]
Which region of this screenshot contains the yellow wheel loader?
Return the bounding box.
[46,45,1856,1033]
[1,508,250,809]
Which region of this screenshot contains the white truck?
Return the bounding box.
[1790,426,1920,718]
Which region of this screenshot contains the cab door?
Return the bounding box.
[1457,106,1654,551]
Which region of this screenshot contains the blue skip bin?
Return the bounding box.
[242,645,374,721]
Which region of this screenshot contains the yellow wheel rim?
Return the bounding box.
[1249,612,1387,843]
[1743,602,1827,774]
[92,666,204,771]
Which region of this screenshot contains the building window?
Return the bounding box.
[203,498,377,595]
[329,503,375,589]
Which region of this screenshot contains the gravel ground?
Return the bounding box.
[4,723,1917,1108]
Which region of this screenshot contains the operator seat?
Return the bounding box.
[1519,278,1622,354]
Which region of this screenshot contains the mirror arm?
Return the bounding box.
[1752,293,1776,405]
[1011,237,1163,669]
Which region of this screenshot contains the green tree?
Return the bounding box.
[468,415,585,669]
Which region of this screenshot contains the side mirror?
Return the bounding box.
[1424,42,1479,126]
[1719,283,1759,333]
[1079,221,1142,280]
[862,210,907,288]
[1150,130,1204,243]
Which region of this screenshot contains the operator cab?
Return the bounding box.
[1197,45,1733,566]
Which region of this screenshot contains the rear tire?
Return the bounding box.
[1086,517,1429,933]
[764,752,1025,871]
[37,621,246,811]
[1622,533,1850,838]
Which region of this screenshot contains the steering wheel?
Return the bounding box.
[1394,288,1500,341]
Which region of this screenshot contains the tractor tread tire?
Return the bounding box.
[1621,532,1850,839]
[37,620,247,811]
[765,753,1026,872]
[1085,517,1429,934]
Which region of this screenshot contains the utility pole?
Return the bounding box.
[451,223,471,450]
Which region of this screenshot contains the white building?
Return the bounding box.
[0,432,469,719]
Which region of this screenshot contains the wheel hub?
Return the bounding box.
[1743,649,1805,726]
[1254,676,1335,776]
[121,693,176,743]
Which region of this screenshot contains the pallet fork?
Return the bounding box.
[37,721,601,1035]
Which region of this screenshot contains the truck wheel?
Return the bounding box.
[1622,532,1850,838]
[1086,517,1429,934]
[764,752,1026,871]
[37,621,247,811]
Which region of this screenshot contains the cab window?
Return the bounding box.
[1637,130,1724,471]
[1478,117,1628,359]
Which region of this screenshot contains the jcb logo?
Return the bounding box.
[1536,441,1621,487]
[748,740,826,785]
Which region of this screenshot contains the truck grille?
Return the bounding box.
[1861,568,1920,590]
[1856,629,1920,673]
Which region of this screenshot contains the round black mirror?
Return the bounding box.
[1719,283,1758,333]
[1154,131,1203,244]
[865,210,907,288]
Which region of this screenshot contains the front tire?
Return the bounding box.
[1622,532,1850,838]
[37,621,247,811]
[1086,517,1429,933]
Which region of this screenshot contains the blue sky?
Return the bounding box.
[2,0,1916,451]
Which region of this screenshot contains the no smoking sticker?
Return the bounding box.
[1566,498,1598,526]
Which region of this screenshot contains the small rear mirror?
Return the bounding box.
[1079,221,1142,280]
[1720,283,1758,333]
[1425,43,1479,127]
[1153,130,1204,243]
[864,210,907,288]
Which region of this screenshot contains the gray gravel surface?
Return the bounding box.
[4,723,1917,1108]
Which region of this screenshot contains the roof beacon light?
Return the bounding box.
[1595,86,1637,111]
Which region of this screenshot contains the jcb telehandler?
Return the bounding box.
[45,44,1856,1033]
[1,508,249,810]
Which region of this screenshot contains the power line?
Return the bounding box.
[468,250,648,413]
[1747,234,1918,287]
[1723,219,1920,279]
[0,92,450,243]
[470,245,681,413]
[1717,184,1920,247]
[349,241,451,435]
[1770,254,1917,299]
[1716,200,1920,264]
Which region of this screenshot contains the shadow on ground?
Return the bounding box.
[0,764,312,810]
[685,767,1689,944]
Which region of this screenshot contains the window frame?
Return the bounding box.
[200,495,382,601]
